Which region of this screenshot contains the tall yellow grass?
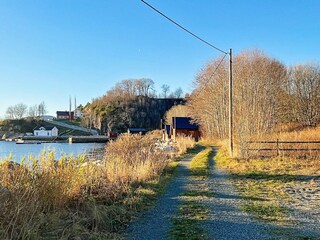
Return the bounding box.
[175,135,196,155]
[233,126,320,159]
[0,134,171,239]
[218,126,320,175]
[263,125,320,141]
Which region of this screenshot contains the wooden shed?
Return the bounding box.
[171,117,201,141]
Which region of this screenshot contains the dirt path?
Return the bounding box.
[125,154,194,240]
[126,148,275,240]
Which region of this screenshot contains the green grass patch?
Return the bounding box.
[190,148,212,177]
[241,171,297,182]
[241,203,289,222]
[170,201,208,240]
[182,190,215,198]
[176,145,205,161]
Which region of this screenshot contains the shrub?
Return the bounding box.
[175,135,196,155]
[0,134,170,239]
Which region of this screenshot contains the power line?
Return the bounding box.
[141,0,234,157]
[141,0,228,55]
[195,53,228,95]
[204,53,228,87]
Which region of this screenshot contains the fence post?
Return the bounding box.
[276,139,279,157]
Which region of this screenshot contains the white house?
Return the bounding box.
[34,126,58,137]
[74,108,83,118]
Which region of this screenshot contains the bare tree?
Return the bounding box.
[15,103,28,119]
[38,101,47,118]
[141,78,154,96]
[173,87,183,98]
[188,49,288,155]
[161,84,170,98]
[5,106,15,119]
[290,64,320,126]
[28,105,39,119]
[13,103,28,119]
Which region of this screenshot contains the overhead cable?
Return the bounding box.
[141,0,228,55]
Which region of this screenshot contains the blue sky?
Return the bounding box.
[0,0,319,118]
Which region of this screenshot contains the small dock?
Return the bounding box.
[21,135,109,143]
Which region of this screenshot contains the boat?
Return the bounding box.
[15,139,42,144]
[15,139,25,144]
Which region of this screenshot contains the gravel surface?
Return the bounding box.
[202,148,273,240]
[126,147,277,240]
[282,178,320,238]
[126,147,320,239]
[125,154,194,240]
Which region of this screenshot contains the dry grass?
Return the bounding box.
[235,126,320,159]
[271,125,320,141]
[216,143,320,176]
[175,135,196,155]
[0,134,173,239]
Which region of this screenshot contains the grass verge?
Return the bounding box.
[171,201,208,240]
[190,148,212,178]
[214,149,291,225]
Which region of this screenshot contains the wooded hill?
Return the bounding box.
[82,79,185,134]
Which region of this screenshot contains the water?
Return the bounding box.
[0,141,106,162]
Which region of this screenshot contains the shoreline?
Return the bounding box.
[21,135,109,143]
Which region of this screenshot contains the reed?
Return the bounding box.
[175,134,196,155]
[0,134,174,239]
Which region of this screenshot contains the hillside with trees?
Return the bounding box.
[82,78,185,134]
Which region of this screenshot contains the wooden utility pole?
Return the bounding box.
[69,96,72,121]
[229,48,234,157]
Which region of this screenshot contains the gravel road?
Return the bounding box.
[126,147,276,240]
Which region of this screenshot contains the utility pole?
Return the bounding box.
[229,48,234,157]
[74,97,77,119]
[69,96,72,122]
[140,0,234,155]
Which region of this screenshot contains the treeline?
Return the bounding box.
[82,79,185,133]
[5,101,47,120]
[188,49,320,142]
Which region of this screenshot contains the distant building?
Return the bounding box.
[56,111,74,120]
[40,115,55,121]
[171,117,201,141]
[74,109,83,118]
[34,126,59,137]
[128,128,147,135]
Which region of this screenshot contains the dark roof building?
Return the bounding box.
[128,128,147,135]
[172,117,199,130]
[34,126,57,131]
[171,117,200,141]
